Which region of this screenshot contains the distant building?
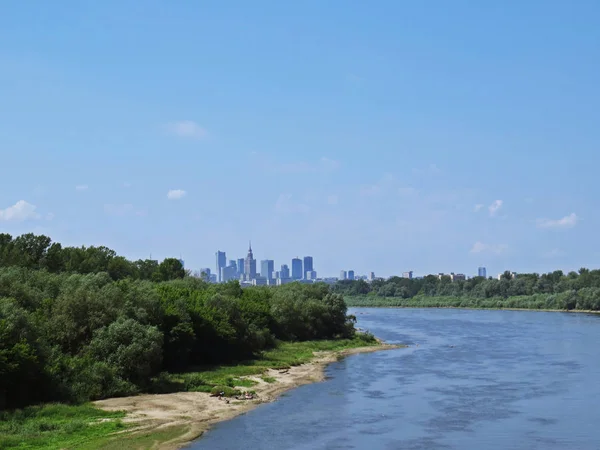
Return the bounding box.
[221,264,237,282]
[340,270,347,280]
[215,251,226,282]
[348,270,355,280]
[237,258,245,276]
[261,259,275,281]
[497,271,517,280]
[478,267,487,278]
[228,260,237,273]
[252,276,267,286]
[244,242,257,281]
[303,256,314,279]
[306,270,317,280]
[280,264,290,279]
[198,268,211,281]
[209,274,217,283]
[450,272,466,282]
[403,271,413,279]
[369,272,375,281]
[291,258,303,280]
[276,277,293,286]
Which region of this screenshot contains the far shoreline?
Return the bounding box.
[349,305,600,314]
[95,341,402,449]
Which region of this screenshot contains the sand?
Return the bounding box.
[94,343,399,449]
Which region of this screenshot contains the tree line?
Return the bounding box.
[0,234,357,411]
[333,269,600,311]
[0,233,185,281]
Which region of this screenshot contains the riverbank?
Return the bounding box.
[345,295,600,313]
[93,339,400,449]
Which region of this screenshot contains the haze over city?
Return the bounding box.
[2,1,599,278]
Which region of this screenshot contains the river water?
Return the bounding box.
[189,308,600,449]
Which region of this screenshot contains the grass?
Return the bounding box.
[0,403,126,449]
[149,333,378,397]
[2,334,379,449]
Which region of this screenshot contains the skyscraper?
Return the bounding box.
[291,258,302,280]
[215,251,226,282]
[261,259,274,280]
[303,256,313,279]
[237,258,245,276]
[280,264,290,279]
[348,270,355,280]
[244,242,257,280]
[478,267,487,278]
[229,260,237,273]
[340,270,347,280]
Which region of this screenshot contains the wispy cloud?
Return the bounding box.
[75,185,88,191]
[165,120,207,139]
[167,189,186,200]
[0,200,40,222]
[488,199,503,217]
[537,213,579,229]
[275,194,309,213]
[470,241,508,254]
[360,173,395,197]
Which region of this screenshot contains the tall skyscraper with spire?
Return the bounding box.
[244,241,257,281]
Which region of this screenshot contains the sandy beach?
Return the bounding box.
[94,343,399,449]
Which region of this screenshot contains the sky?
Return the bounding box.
[1,1,599,278]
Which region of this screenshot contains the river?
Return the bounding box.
[188,308,600,449]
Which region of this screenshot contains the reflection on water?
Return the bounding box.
[189,308,600,449]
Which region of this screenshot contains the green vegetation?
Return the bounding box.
[150,335,378,396]
[336,269,600,311]
[0,404,125,449]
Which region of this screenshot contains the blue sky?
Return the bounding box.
[1,1,599,278]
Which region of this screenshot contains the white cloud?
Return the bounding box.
[275,194,309,213]
[166,120,207,139]
[167,189,186,200]
[470,241,507,254]
[474,204,484,212]
[327,194,339,205]
[75,185,88,191]
[488,200,503,217]
[536,213,579,229]
[0,200,40,222]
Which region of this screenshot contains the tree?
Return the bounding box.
[88,318,163,385]
[156,258,185,281]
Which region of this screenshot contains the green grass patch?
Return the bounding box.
[261,376,277,383]
[0,403,126,449]
[150,333,378,395]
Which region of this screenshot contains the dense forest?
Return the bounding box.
[0,234,357,411]
[334,270,600,310]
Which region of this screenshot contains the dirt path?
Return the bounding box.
[94,344,399,449]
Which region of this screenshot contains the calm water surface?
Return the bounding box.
[189,308,600,449]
